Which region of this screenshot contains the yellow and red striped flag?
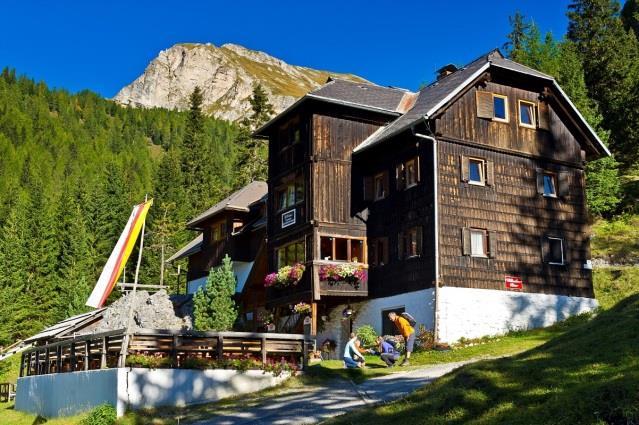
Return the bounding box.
[86,199,153,308]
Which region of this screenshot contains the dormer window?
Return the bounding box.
[519,100,537,128]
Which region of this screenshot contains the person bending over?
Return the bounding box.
[388,312,415,366]
[376,336,400,367]
[343,333,366,368]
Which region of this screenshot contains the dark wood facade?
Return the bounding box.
[264,102,395,311]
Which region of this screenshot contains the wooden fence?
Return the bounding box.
[20,329,312,377]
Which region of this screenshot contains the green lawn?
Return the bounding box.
[327,271,639,425]
[591,215,639,264]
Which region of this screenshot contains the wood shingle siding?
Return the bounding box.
[436,140,592,297]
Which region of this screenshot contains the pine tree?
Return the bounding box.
[193,255,238,331]
[234,84,273,187]
[505,11,531,59]
[568,0,639,166]
[621,0,639,36]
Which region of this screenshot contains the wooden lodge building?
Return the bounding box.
[174,49,608,346]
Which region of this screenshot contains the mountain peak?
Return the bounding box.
[113,42,367,121]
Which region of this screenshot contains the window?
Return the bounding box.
[319,236,365,262]
[369,237,389,267]
[543,173,557,197]
[276,240,305,268]
[396,156,420,190]
[461,156,494,186]
[462,228,497,258]
[382,307,405,336]
[493,94,508,122]
[468,158,485,185]
[470,229,487,257]
[212,221,227,242]
[398,227,422,259]
[536,169,567,198]
[275,173,304,211]
[519,100,537,128]
[545,237,564,265]
[374,172,389,200]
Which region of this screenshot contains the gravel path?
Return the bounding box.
[190,360,476,425]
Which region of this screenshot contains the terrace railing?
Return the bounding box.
[20,329,313,377]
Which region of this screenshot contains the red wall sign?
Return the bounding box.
[505,275,523,290]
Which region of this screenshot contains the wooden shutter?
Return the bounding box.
[396,164,405,190]
[462,227,471,256]
[536,169,545,195]
[558,172,570,198]
[383,171,390,196]
[486,161,495,186]
[476,91,494,119]
[460,155,470,182]
[397,232,404,260]
[369,240,377,266]
[416,227,423,256]
[363,176,373,201]
[381,238,389,265]
[416,155,421,183]
[562,239,570,264]
[537,102,550,130]
[488,231,498,258]
[541,236,549,263]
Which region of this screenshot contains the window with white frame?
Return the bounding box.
[545,237,564,265]
[493,94,508,122]
[519,100,537,128]
[470,229,487,257]
[468,158,486,185]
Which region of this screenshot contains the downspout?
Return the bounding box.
[413,129,440,344]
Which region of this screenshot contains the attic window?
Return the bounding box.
[493,95,508,122]
[519,100,537,128]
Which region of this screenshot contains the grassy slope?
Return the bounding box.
[591,215,639,264]
[328,270,639,425]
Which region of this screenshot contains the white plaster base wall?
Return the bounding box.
[316,288,435,356]
[351,288,435,334]
[123,368,290,411]
[438,286,598,344]
[15,368,290,418]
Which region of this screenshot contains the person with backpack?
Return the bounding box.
[375,336,400,367]
[388,311,415,366]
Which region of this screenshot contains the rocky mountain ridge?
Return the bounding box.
[114,43,367,121]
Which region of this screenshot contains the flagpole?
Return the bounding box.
[118,195,148,368]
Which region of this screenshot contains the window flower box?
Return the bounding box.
[318,263,367,290]
[264,263,306,288]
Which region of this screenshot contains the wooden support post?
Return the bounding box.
[34,350,40,376]
[311,302,318,336]
[45,347,51,374]
[70,342,76,372]
[216,336,224,360]
[56,345,62,373]
[100,336,107,369]
[84,341,90,371]
[261,337,267,364]
[19,352,25,378]
[171,335,179,368]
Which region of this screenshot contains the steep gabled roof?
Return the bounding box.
[308,78,411,113]
[166,233,203,263]
[254,79,411,137]
[355,49,610,157]
[186,181,267,228]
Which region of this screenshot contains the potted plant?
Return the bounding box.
[292,302,311,315]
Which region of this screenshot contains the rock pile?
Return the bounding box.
[94,290,192,332]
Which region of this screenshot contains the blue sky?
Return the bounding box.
[0,1,572,97]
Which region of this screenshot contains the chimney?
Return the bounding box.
[436,64,458,80]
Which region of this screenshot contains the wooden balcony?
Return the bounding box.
[265,260,368,307]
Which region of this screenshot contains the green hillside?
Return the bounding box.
[0,69,239,346]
